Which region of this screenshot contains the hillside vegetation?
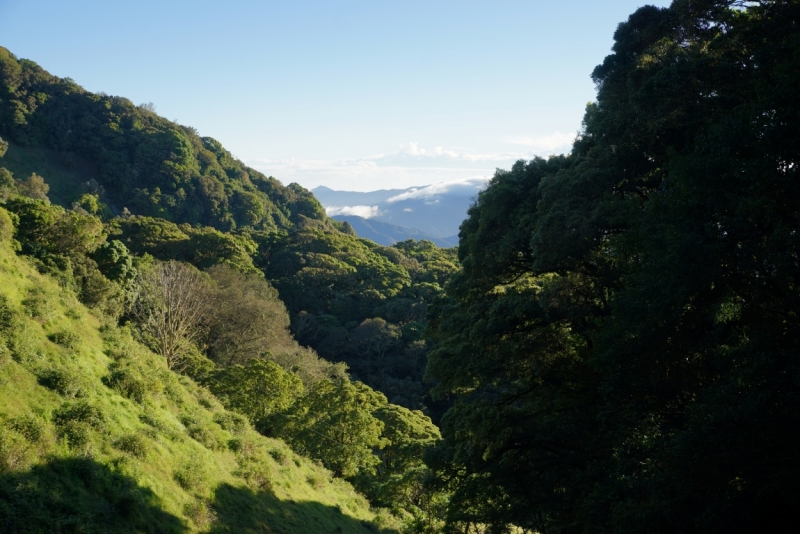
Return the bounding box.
[0,234,397,533]
[0,46,460,415]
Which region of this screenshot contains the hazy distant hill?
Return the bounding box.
[332,215,458,247]
[313,182,481,239]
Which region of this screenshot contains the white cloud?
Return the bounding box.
[386,176,489,202]
[325,205,382,218]
[246,135,570,191]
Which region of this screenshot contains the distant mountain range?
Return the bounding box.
[312,181,483,246]
[333,215,458,248]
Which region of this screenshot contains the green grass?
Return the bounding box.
[0,240,399,533]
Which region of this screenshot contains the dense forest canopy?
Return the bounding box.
[426,0,800,532]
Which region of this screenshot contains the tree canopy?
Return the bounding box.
[427,1,800,531]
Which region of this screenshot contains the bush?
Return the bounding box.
[0,207,13,243]
[53,400,105,430]
[58,420,92,449]
[105,361,163,403]
[48,330,80,349]
[139,413,180,440]
[183,499,217,529]
[114,433,150,459]
[194,386,221,410]
[7,414,45,443]
[22,287,54,323]
[213,412,250,436]
[0,428,31,472]
[174,460,210,495]
[53,400,105,450]
[235,456,273,490]
[37,368,86,398]
[268,447,290,466]
[181,415,227,451]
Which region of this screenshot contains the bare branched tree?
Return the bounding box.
[131,260,213,369]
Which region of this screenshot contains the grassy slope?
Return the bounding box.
[0,240,398,533]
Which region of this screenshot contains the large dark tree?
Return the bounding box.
[426,1,800,532]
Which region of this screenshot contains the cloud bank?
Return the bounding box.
[386,176,488,202]
[246,133,575,191]
[325,205,382,218]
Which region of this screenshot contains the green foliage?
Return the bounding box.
[21,286,53,322]
[53,400,105,450]
[209,358,303,433]
[174,459,211,495]
[204,264,294,366]
[53,400,106,430]
[113,432,150,459]
[0,136,7,158]
[181,413,228,451]
[37,368,87,398]
[0,206,13,242]
[267,228,458,411]
[0,239,397,532]
[0,169,13,203]
[92,239,137,285]
[111,215,259,274]
[426,2,800,532]
[106,359,164,403]
[275,380,388,478]
[15,172,49,202]
[0,427,32,473]
[6,413,45,444]
[48,329,80,348]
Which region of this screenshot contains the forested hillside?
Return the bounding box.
[0,45,451,531]
[0,44,459,417]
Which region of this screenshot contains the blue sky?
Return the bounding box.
[0,0,671,191]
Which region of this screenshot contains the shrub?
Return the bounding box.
[184,499,217,529]
[53,400,105,430]
[181,415,227,451]
[213,412,249,436]
[235,456,272,490]
[0,428,31,472]
[7,324,40,366]
[194,386,221,410]
[307,473,325,490]
[0,207,13,242]
[53,400,104,450]
[7,414,46,443]
[114,433,150,459]
[22,287,54,323]
[37,368,86,398]
[48,330,80,349]
[58,420,92,449]
[268,447,290,466]
[0,341,9,367]
[139,413,180,440]
[105,361,163,403]
[174,460,210,494]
